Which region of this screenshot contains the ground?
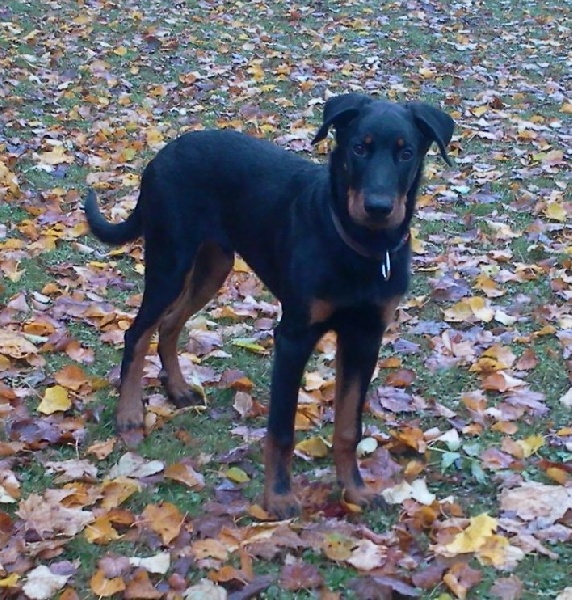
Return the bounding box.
[0,0,570,598]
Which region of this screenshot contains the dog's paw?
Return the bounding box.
[159,372,206,408]
[264,492,301,520]
[168,388,206,409]
[117,420,145,449]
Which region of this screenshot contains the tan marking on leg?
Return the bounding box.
[333,375,362,492]
[379,295,402,329]
[263,434,300,519]
[157,270,194,404]
[309,299,335,326]
[158,242,233,406]
[117,326,156,448]
[333,336,382,508]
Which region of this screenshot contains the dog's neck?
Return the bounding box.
[329,207,410,260]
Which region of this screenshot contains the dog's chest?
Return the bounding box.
[315,257,410,309]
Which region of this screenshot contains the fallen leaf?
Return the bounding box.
[37,385,71,414]
[22,566,70,600]
[439,513,497,555]
[142,502,184,545]
[90,569,126,597]
[295,436,330,458]
[165,462,205,489]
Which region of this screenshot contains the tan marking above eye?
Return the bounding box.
[396,138,404,148]
[363,134,373,145]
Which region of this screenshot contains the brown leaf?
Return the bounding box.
[124,569,162,599]
[385,368,416,387]
[279,561,323,591]
[443,562,482,600]
[491,576,524,600]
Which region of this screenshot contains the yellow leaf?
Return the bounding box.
[546,467,568,484]
[467,296,494,322]
[100,477,141,509]
[85,515,120,544]
[145,127,165,149]
[113,45,128,56]
[544,201,567,222]
[36,145,74,165]
[0,160,21,198]
[471,105,489,117]
[231,338,269,354]
[0,573,20,587]
[322,533,355,561]
[419,67,435,79]
[476,534,516,568]
[295,436,329,458]
[37,385,71,414]
[225,466,250,483]
[561,102,572,114]
[233,256,250,272]
[248,504,273,521]
[516,434,544,458]
[410,228,426,254]
[442,513,497,555]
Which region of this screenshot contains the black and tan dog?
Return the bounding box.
[85,93,454,518]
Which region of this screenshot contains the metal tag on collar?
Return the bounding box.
[381,250,391,281]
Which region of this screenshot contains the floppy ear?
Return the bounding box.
[312,93,373,145]
[406,102,455,165]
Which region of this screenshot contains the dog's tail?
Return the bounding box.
[84,189,143,245]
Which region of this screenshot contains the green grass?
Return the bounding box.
[1,0,570,598]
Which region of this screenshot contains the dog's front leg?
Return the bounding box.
[333,314,384,508]
[264,318,321,519]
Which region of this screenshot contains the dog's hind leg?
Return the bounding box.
[117,246,197,448]
[158,240,233,407]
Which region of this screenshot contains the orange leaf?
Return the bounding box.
[124,569,162,599]
[142,502,184,545]
[54,364,90,391]
[164,462,205,489]
[481,371,526,392]
[87,438,116,460]
[90,569,126,597]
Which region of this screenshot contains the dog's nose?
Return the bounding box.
[364,196,393,218]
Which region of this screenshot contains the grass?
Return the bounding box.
[1,0,571,598]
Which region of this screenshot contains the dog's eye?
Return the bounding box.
[400,148,414,161]
[353,143,367,156]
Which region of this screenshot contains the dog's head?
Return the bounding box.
[313,94,454,231]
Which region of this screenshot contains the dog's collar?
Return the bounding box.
[330,209,410,281]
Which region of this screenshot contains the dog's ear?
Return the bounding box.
[312,93,373,144]
[406,102,455,165]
